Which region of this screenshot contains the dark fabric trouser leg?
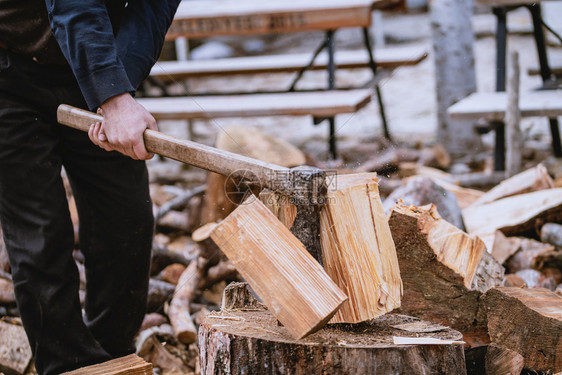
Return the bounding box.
[0,50,153,374]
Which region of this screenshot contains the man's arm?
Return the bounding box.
[46,0,180,160]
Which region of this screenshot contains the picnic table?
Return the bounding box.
[151,0,410,158]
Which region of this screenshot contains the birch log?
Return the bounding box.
[505,51,522,177]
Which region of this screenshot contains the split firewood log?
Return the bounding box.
[482,287,562,373]
[168,261,200,344]
[0,277,16,306]
[0,319,33,375]
[147,279,175,313]
[540,222,562,247]
[388,203,504,346]
[485,345,525,375]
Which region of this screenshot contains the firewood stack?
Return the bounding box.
[2,127,562,375]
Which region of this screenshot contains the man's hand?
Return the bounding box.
[88,93,157,160]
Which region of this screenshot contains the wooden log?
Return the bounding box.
[61,354,152,375]
[168,261,199,344]
[388,203,504,345]
[147,279,175,313]
[482,287,562,373]
[505,51,522,177]
[220,282,264,311]
[472,164,554,206]
[541,222,562,247]
[504,238,554,273]
[210,196,347,339]
[199,310,467,375]
[463,188,562,250]
[485,345,525,375]
[490,230,521,265]
[355,148,420,174]
[201,125,305,224]
[0,320,32,375]
[319,173,402,323]
[383,176,465,230]
[0,277,15,305]
[156,263,186,285]
[0,226,9,273]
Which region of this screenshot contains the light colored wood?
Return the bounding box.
[447,90,562,121]
[209,195,347,339]
[136,90,372,120]
[168,262,198,344]
[0,320,32,375]
[57,105,296,193]
[199,311,466,375]
[167,0,374,39]
[490,230,521,265]
[388,203,504,344]
[61,354,153,375]
[485,345,525,375]
[472,164,554,206]
[201,125,305,224]
[463,188,562,250]
[320,173,402,323]
[505,51,522,177]
[482,287,562,373]
[151,45,429,80]
[541,222,562,247]
[259,190,297,229]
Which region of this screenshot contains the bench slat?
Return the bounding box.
[447,90,562,121]
[151,45,428,81]
[137,90,372,120]
[168,0,375,39]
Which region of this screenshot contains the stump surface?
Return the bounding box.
[199,309,466,375]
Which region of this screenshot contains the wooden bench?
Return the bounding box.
[150,45,428,81]
[137,89,372,120]
[447,90,562,121]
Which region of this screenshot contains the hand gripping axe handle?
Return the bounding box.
[57,104,327,264]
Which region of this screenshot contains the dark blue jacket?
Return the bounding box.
[46,0,181,110]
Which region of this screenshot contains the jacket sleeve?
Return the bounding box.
[46,0,180,110]
[46,0,135,110]
[116,0,182,90]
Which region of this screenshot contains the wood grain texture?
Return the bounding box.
[320,173,402,323]
[0,321,32,375]
[472,164,554,206]
[388,203,504,343]
[61,354,153,375]
[199,311,466,375]
[463,188,562,250]
[482,287,562,373]
[209,196,347,339]
[167,0,374,39]
[136,90,372,120]
[485,345,524,375]
[447,90,562,120]
[151,45,428,80]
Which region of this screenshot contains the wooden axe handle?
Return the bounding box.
[57,104,290,190]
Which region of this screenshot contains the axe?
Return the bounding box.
[57,104,327,264]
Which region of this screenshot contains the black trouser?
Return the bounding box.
[0,49,154,375]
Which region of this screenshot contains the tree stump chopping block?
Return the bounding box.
[199,310,467,375]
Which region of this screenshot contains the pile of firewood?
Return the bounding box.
[1,130,561,374]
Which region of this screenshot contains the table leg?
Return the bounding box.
[327,30,338,159]
[492,7,508,171]
[528,3,562,157]
[362,27,391,142]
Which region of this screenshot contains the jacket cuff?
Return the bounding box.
[77,65,135,110]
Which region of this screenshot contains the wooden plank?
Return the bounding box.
[61,354,152,375]
[167,0,374,39]
[150,45,429,80]
[447,90,562,121]
[136,90,372,120]
[209,196,347,339]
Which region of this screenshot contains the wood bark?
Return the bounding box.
[540,222,562,247]
[168,261,199,344]
[199,310,466,375]
[472,164,554,206]
[146,279,175,313]
[201,125,305,224]
[319,173,402,323]
[504,238,554,273]
[220,282,264,311]
[210,196,347,339]
[388,203,504,346]
[482,287,562,373]
[463,188,562,250]
[505,51,522,177]
[0,320,32,375]
[61,354,153,375]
